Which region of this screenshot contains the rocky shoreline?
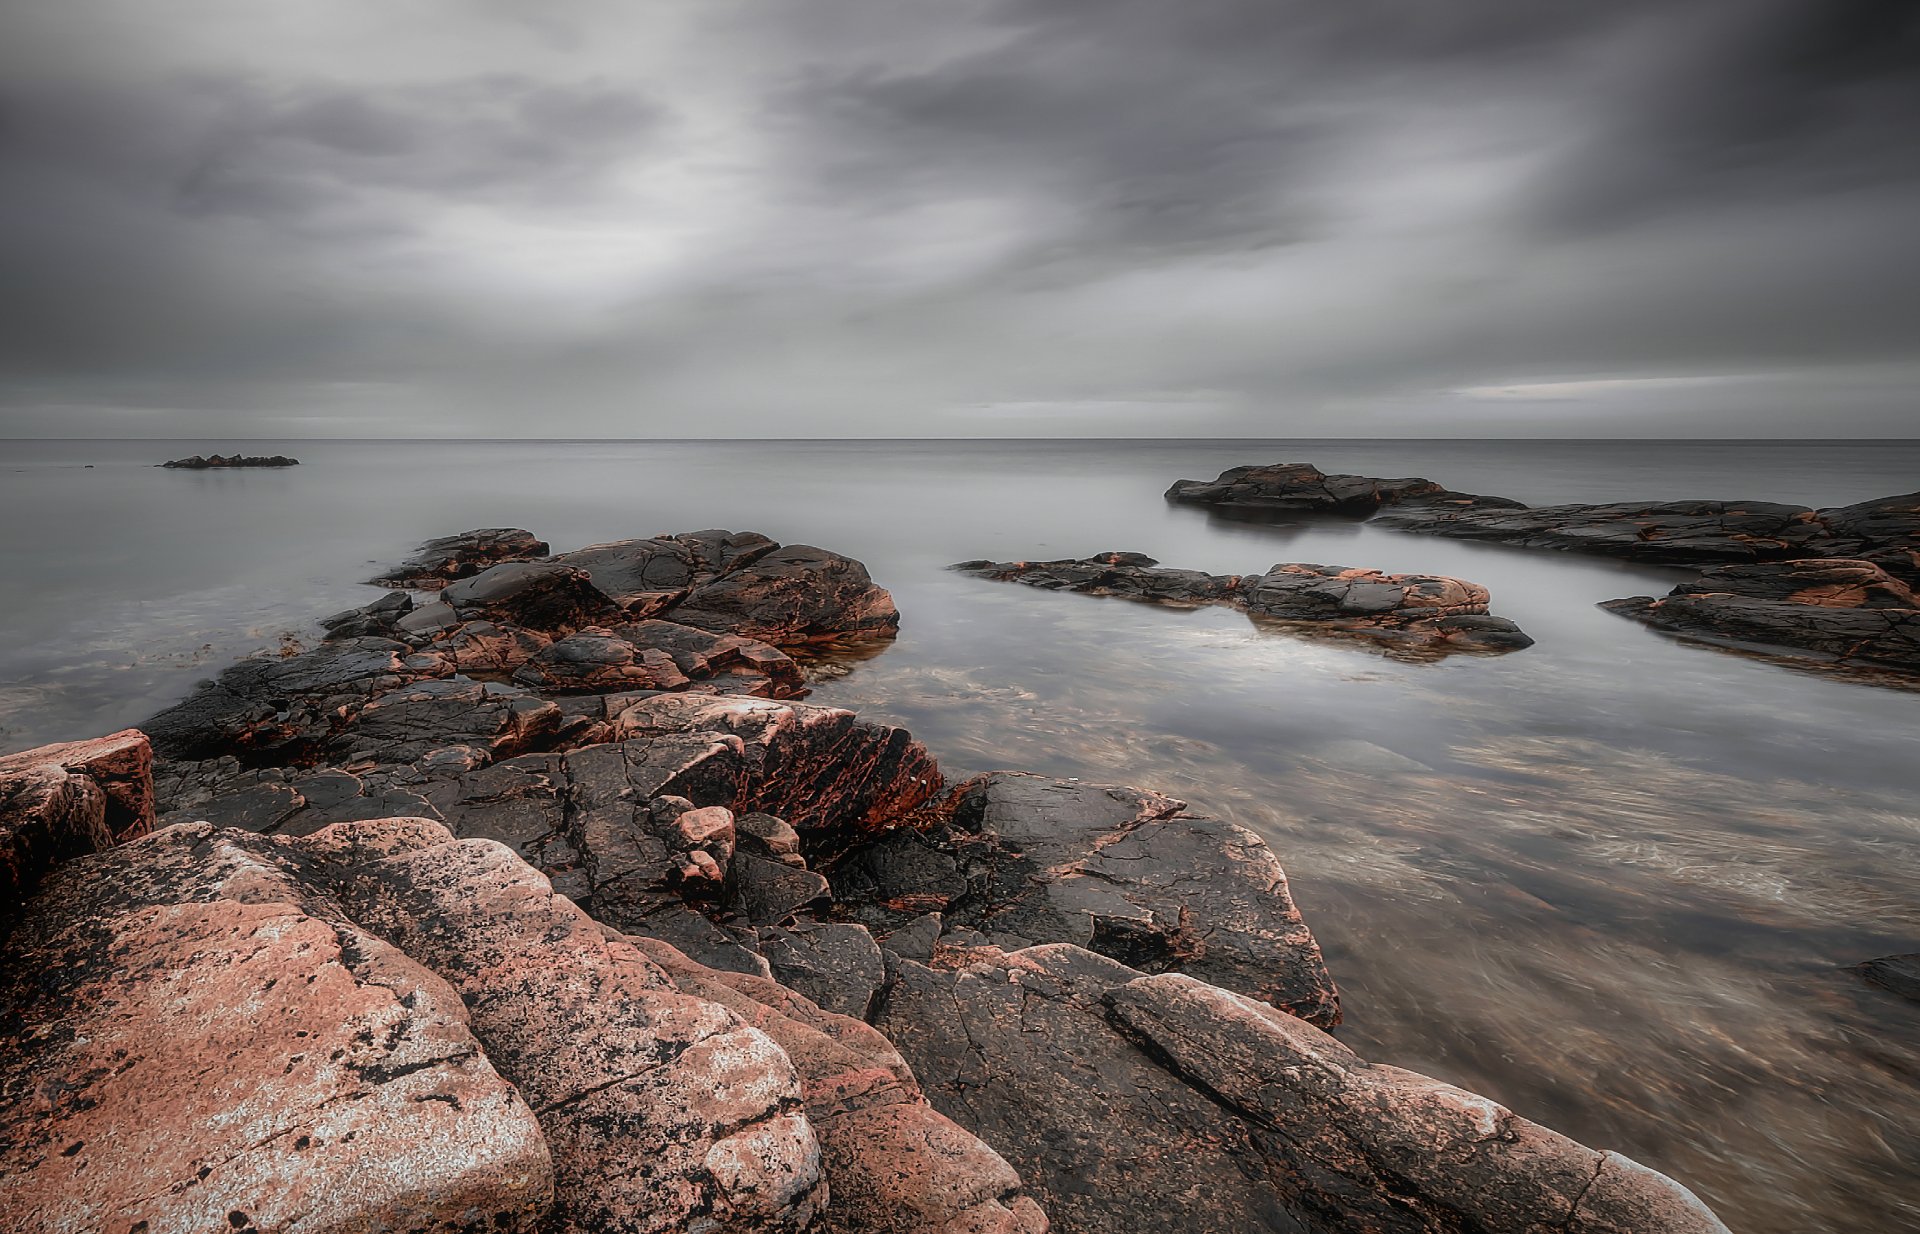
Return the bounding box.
[1,526,1735,1233]
[1168,461,1920,678]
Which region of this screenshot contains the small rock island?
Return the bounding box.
[159,453,301,468]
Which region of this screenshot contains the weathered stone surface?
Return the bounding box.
[734,852,833,924]
[142,637,413,761]
[1855,953,1920,1002]
[878,943,1724,1234]
[739,811,804,859]
[319,589,413,640]
[1376,496,1831,563]
[370,527,550,588]
[442,561,623,634]
[1819,491,1920,583]
[759,921,888,1018]
[630,934,1047,1234]
[160,452,299,468]
[548,529,778,613]
[1603,559,1920,672]
[343,829,828,1234]
[621,619,809,696]
[508,621,807,697]
[955,554,1531,655]
[0,823,555,1234]
[422,619,553,673]
[0,729,153,908]
[834,773,1339,1027]
[671,544,902,645]
[511,625,694,693]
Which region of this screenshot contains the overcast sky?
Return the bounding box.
[2,0,1916,438]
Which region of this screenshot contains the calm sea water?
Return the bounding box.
[4,437,1918,1233]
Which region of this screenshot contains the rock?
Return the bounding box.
[159,453,299,468]
[955,554,1531,656]
[1854,953,1920,1002]
[733,852,832,924]
[511,626,694,693]
[671,544,902,646]
[1165,461,1514,516]
[1376,496,1830,564]
[326,677,565,767]
[342,829,829,1234]
[442,561,622,634]
[370,527,550,589]
[0,823,555,1234]
[422,618,553,672]
[509,621,806,697]
[739,811,804,859]
[0,730,153,908]
[1602,559,1920,672]
[877,943,1724,1234]
[618,619,809,696]
[319,589,413,640]
[548,529,778,613]
[758,921,888,1019]
[142,637,413,762]
[834,773,1339,1027]
[1820,491,1920,583]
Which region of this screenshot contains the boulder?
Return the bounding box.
[1602,559,1920,672]
[832,773,1339,1027]
[955,554,1531,656]
[319,589,413,640]
[876,942,1725,1234]
[370,527,550,588]
[0,823,555,1234]
[671,544,902,645]
[511,626,694,693]
[442,562,622,634]
[0,730,153,909]
[548,529,777,613]
[1854,953,1920,1003]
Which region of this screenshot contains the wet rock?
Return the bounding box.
[955,554,1531,656]
[739,811,804,859]
[142,637,412,762]
[836,773,1339,1027]
[619,618,808,696]
[1376,496,1830,563]
[370,527,550,589]
[0,730,153,908]
[671,544,902,646]
[1603,559,1920,672]
[160,452,299,468]
[733,852,832,925]
[877,943,1724,1234]
[758,921,888,1018]
[442,561,622,634]
[1820,491,1920,583]
[327,678,566,767]
[319,589,413,640]
[421,619,553,673]
[0,824,555,1234]
[1854,953,1920,1003]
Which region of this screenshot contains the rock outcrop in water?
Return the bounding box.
[954,551,1533,655]
[1165,462,1920,677]
[1602,559,1920,674]
[0,525,1735,1234]
[159,453,300,468]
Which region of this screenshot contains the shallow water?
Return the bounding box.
[4,437,1918,1233]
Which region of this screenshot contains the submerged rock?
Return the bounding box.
[1602,559,1920,673]
[955,553,1532,655]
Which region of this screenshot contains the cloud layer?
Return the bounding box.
[2,0,1915,437]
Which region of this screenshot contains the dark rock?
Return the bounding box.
[956,554,1531,657]
[876,942,1726,1234]
[370,528,550,589]
[510,626,693,693]
[0,730,154,909]
[836,772,1339,1027]
[758,922,888,1018]
[1854,953,1920,1002]
[738,811,803,860]
[320,589,414,640]
[1820,491,1920,583]
[442,562,622,634]
[1166,461,1520,517]
[732,852,832,925]
[671,544,902,646]
[141,638,414,762]
[1602,559,1920,672]
[548,530,777,613]
[1376,496,1830,564]
[420,619,552,673]
[159,453,299,468]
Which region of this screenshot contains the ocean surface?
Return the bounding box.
[4,437,1918,1233]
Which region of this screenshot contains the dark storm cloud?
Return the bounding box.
[0,0,1915,438]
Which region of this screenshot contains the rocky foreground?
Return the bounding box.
[954,552,1533,655]
[160,453,301,468]
[1167,461,1920,676]
[1,526,1734,1233]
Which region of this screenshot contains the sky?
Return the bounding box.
[1,0,1916,439]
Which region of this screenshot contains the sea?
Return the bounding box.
[3,436,1918,1234]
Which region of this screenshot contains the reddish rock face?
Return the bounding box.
[0,825,555,1234]
[370,527,551,588]
[670,544,902,646]
[0,729,153,908]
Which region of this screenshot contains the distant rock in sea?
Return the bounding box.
[159,453,300,469]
